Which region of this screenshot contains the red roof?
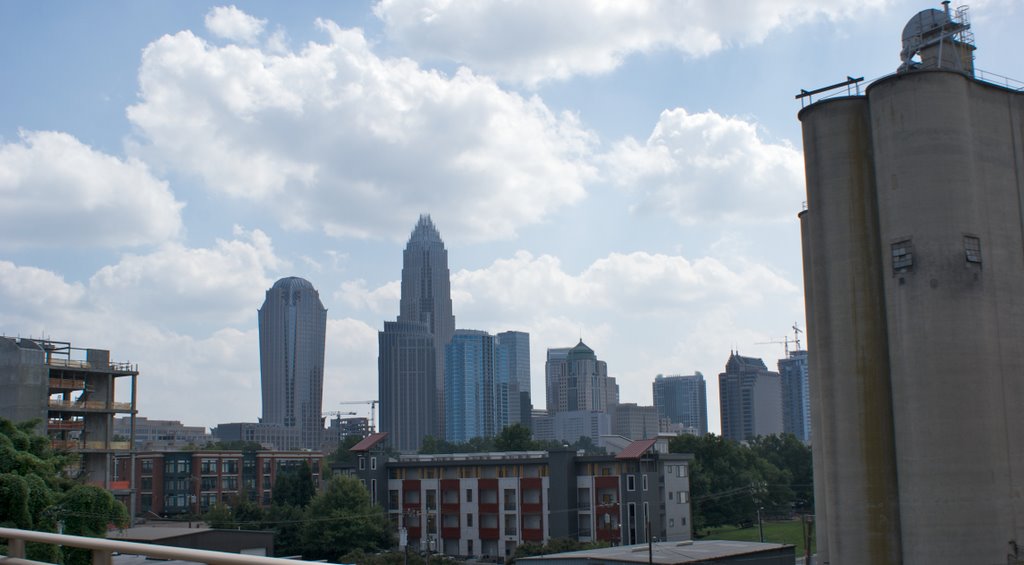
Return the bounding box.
[350,432,389,452]
[615,438,657,460]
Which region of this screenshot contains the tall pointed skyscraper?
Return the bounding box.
[380,215,456,451]
[258,276,327,450]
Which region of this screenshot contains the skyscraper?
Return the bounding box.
[445,330,495,443]
[545,340,619,415]
[443,329,531,442]
[652,373,708,436]
[258,276,327,451]
[717,353,781,443]
[496,330,531,429]
[777,350,809,443]
[379,320,437,452]
[380,215,456,451]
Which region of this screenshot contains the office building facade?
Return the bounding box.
[445,330,496,443]
[652,373,708,436]
[258,276,327,451]
[717,353,782,443]
[379,320,437,453]
[777,351,809,443]
[496,330,531,429]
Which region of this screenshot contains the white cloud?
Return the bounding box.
[126,12,596,242]
[602,108,805,225]
[88,227,285,331]
[0,130,183,249]
[205,5,267,44]
[373,0,889,85]
[323,318,380,413]
[0,261,85,320]
[445,249,800,412]
[335,279,400,315]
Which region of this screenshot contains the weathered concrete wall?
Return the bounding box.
[0,337,48,431]
[868,70,1024,565]
[799,96,903,565]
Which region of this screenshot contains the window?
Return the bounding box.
[222,476,238,491]
[426,489,437,510]
[677,491,689,504]
[467,513,474,527]
[627,475,636,491]
[503,488,517,511]
[222,459,239,474]
[262,475,271,489]
[668,491,674,500]
[468,539,473,556]
[389,490,400,510]
[669,518,675,527]
[141,459,153,474]
[466,488,473,503]
[642,474,648,491]
[371,457,377,470]
[677,465,687,478]
[140,477,153,491]
[359,457,366,470]
[965,235,982,263]
[140,494,152,512]
[201,477,217,491]
[201,458,218,474]
[892,239,913,272]
[372,479,377,502]
[263,460,271,474]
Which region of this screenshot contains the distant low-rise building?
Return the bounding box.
[210,422,303,451]
[610,403,665,441]
[114,416,209,450]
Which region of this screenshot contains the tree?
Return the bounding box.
[263,503,305,557]
[272,461,316,508]
[299,475,392,561]
[0,418,128,564]
[669,433,789,533]
[748,434,813,511]
[494,423,533,451]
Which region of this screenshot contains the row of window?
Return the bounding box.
[140,458,321,475]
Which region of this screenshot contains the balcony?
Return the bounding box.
[48,399,132,412]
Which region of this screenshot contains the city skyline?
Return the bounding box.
[1,2,1021,434]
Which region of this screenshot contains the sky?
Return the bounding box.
[1,1,1021,435]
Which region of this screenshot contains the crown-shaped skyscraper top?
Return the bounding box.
[408,214,443,244]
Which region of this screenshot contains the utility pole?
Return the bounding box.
[757,507,765,543]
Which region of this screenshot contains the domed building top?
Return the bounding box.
[567,339,596,361]
[271,276,316,292]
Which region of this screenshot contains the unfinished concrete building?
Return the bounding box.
[0,336,138,489]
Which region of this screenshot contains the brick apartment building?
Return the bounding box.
[117,450,323,517]
[344,434,693,560]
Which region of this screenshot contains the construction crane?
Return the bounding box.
[756,323,806,358]
[791,323,803,351]
[338,400,379,433]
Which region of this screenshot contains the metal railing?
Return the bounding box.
[0,527,324,565]
[48,399,132,411]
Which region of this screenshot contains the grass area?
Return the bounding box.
[702,519,815,557]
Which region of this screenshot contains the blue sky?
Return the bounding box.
[1,1,1021,434]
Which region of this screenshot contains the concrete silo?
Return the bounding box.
[799,5,1024,564]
